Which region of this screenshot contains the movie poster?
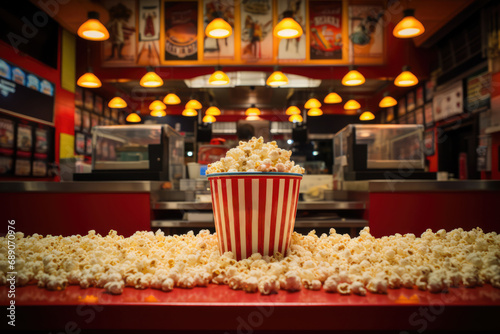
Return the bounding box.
[0,156,13,174]
[32,160,47,177]
[164,1,199,61]
[35,128,48,154]
[385,107,394,123]
[138,0,161,65]
[424,102,434,127]
[0,118,14,150]
[94,96,103,115]
[309,1,343,60]
[84,90,94,111]
[416,86,424,107]
[75,108,82,131]
[75,132,85,155]
[102,0,137,66]
[415,108,424,125]
[92,114,99,129]
[15,159,31,176]
[406,91,415,111]
[82,111,91,133]
[398,97,406,117]
[203,0,235,60]
[349,5,384,64]
[241,0,273,62]
[75,87,83,107]
[17,124,32,152]
[277,0,306,61]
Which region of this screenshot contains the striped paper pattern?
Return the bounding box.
[208,174,302,260]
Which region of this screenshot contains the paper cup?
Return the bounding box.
[208,172,302,260]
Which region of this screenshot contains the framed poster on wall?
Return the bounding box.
[277,0,306,61]
[137,0,161,66]
[164,1,199,61]
[309,1,344,61]
[349,3,385,65]
[240,0,273,62]
[203,0,235,60]
[424,102,434,127]
[424,129,435,156]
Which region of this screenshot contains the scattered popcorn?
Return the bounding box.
[0,227,499,297]
[206,137,305,174]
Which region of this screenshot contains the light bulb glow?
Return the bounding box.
[208,70,230,85]
[379,95,398,108]
[140,71,163,88]
[182,108,198,116]
[324,92,342,104]
[245,107,261,116]
[126,113,141,123]
[205,106,221,116]
[266,71,288,87]
[185,99,202,109]
[163,93,181,105]
[149,100,167,111]
[273,18,303,39]
[77,72,102,88]
[108,97,127,109]
[150,109,166,117]
[205,18,233,38]
[307,108,323,116]
[304,98,321,109]
[77,18,109,41]
[359,111,375,121]
[344,99,361,110]
[285,106,301,115]
[393,10,425,38]
[289,114,303,123]
[342,69,365,86]
[394,70,418,87]
[202,115,216,123]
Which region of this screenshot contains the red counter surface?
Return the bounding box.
[1,284,499,332]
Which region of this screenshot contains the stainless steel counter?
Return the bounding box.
[343,180,500,192]
[0,181,163,193]
[152,200,365,210]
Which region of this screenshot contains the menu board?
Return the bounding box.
[433,80,463,122]
[309,1,343,60]
[17,124,32,152]
[466,70,490,113]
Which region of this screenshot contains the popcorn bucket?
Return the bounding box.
[208,172,302,260]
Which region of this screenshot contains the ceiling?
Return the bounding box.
[34,0,480,114]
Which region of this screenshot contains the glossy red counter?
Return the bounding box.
[2,284,499,332]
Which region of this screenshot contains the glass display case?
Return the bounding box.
[75,125,184,183]
[333,124,433,181]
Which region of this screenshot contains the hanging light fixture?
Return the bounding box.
[359,111,375,121]
[395,66,418,87]
[266,68,288,87]
[344,99,361,110]
[77,68,102,88]
[206,106,221,116]
[307,108,323,116]
[342,66,365,86]
[393,9,425,38]
[149,99,167,111]
[245,105,261,116]
[202,115,217,123]
[108,96,127,109]
[185,99,202,109]
[208,67,230,86]
[182,108,198,117]
[304,97,321,109]
[126,111,141,123]
[163,93,181,105]
[273,17,303,39]
[285,106,301,115]
[77,11,109,41]
[289,114,303,123]
[324,91,342,104]
[205,18,233,39]
[150,109,166,117]
[379,93,398,108]
[140,67,163,88]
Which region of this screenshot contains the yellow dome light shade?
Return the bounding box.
[182,108,198,117]
[205,18,233,38]
[304,98,321,109]
[206,106,221,116]
[342,67,365,86]
[285,106,301,115]
[202,115,216,123]
[163,93,181,105]
[140,68,163,88]
[273,17,303,39]
[266,70,288,87]
[208,70,230,86]
[359,111,375,121]
[108,96,127,109]
[77,12,109,41]
[150,109,166,117]
[126,112,141,123]
[185,99,202,109]
[307,108,323,116]
[344,99,361,110]
[289,114,303,123]
[324,92,342,104]
[395,66,418,87]
[77,70,102,88]
[149,99,167,111]
[245,105,261,116]
[393,9,425,38]
[379,94,397,108]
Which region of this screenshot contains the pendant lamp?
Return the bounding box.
[205,18,233,39]
[126,112,141,123]
[185,99,202,109]
[77,68,102,88]
[140,67,163,88]
[393,9,425,38]
[150,110,166,117]
[266,69,288,87]
[379,93,397,108]
[324,91,342,104]
[344,99,361,110]
[274,17,303,39]
[285,106,301,115]
[208,68,230,86]
[359,111,375,121]
[163,93,181,105]
[205,106,221,116]
[342,66,365,86]
[245,105,261,116]
[307,108,323,116]
[304,97,321,109]
[182,108,198,116]
[77,11,109,41]
[289,114,303,123]
[394,66,418,87]
[108,96,127,109]
[202,115,216,123]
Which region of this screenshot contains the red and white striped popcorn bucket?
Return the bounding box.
[208,172,302,260]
